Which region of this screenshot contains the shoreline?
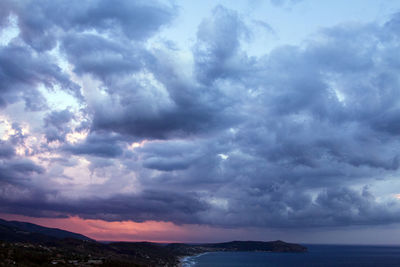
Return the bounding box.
[178,252,210,267]
[177,249,306,266]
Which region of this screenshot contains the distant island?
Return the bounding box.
[0,218,307,266]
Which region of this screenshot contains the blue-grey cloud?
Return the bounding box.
[139,140,202,171]
[0,141,15,159]
[61,33,145,81]
[0,188,209,224]
[1,0,175,51]
[1,1,400,232]
[194,5,251,85]
[44,109,74,142]
[0,44,81,109]
[0,159,44,183]
[63,133,124,158]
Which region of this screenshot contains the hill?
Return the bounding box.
[0,218,93,242]
[0,218,307,266]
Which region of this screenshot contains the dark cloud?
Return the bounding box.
[63,133,124,158]
[0,44,81,109]
[0,175,399,229]
[200,186,400,228]
[139,141,201,171]
[90,60,238,140]
[61,33,145,81]
[89,7,246,140]
[49,157,79,168]
[43,109,74,142]
[45,109,74,128]
[2,1,400,233]
[88,157,114,173]
[0,159,44,183]
[0,141,15,159]
[4,0,175,52]
[0,188,208,224]
[194,5,251,85]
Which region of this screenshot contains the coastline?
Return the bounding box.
[178,252,210,267]
[176,245,400,267]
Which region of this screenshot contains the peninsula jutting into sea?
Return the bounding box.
[0,219,307,266]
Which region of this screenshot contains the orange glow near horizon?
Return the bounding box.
[0,213,248,243]
[395,194,400,199]
[0,213,188,242]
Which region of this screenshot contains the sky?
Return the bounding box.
[1,0,400,245]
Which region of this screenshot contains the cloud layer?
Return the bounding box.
[1,0,400,232]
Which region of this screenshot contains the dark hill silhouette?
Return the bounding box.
[0,218,93,242]
[0,218,307,266]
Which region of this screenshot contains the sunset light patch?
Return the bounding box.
[129,140,148,150]
[0,214,251,243]
[0,117,15,140]
[66,130,89,144]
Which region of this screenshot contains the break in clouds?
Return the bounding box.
[1,0,400,229]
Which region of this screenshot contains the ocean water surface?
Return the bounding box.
[182,244,400,267]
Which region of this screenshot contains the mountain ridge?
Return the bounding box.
[0,218,307,266]
[0,218,93,242]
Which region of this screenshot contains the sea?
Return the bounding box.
[180,244,400,267]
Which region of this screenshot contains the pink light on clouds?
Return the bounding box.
[0,213,256,243]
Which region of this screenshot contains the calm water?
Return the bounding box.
[181,245,400,267]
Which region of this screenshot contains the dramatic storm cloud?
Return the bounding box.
[1,0,400,243]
